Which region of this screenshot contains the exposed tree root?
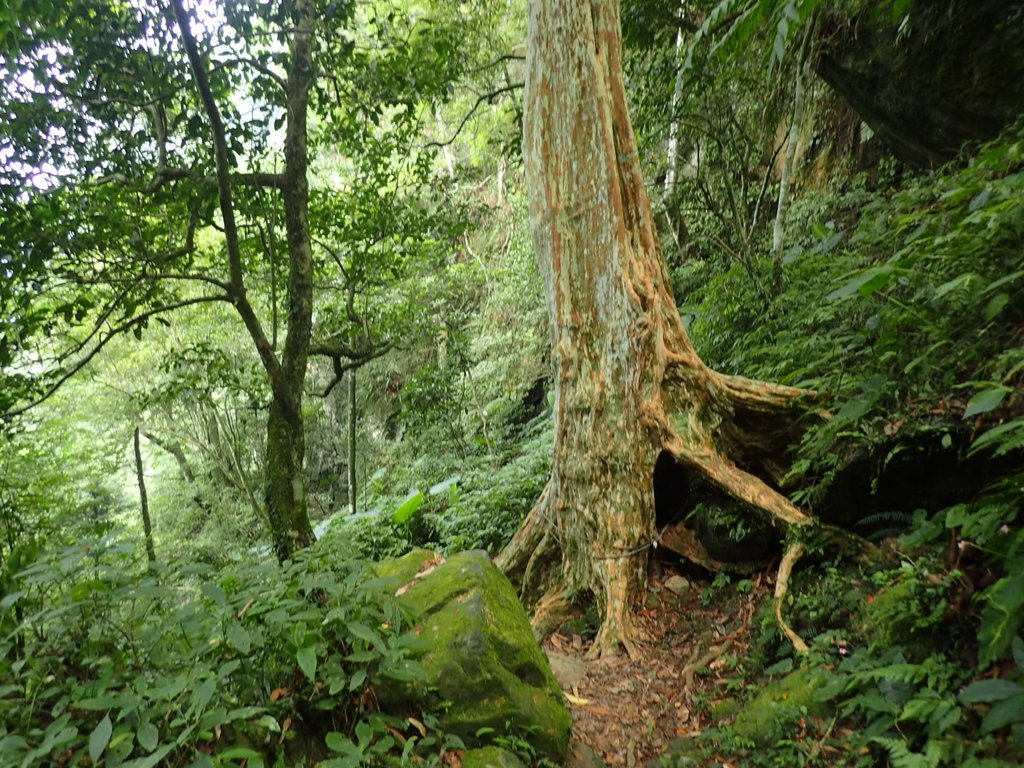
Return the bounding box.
[531,584,572,642]
[682,637,734,689]
[659,522,772,574]
[774,540,810,653]
[588,556,646,659]
[522,531,557,602]
[668,441,811,527]
[495,481,551,582]
[718,371,822,411]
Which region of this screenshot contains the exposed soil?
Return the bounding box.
[543,559,772,767]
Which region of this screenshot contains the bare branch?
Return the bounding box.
[466,53,525,75]
[7,295,231,418]
[314,342,393,397]
[424,83,523,150]
[169,0,283,392]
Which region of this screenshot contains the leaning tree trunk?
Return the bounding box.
[497,0,820,658]
[133,427,157,565]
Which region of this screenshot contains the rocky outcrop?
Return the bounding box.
[815,1,1024,166]
[374,549,572,760]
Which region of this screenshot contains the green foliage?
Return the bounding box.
[331,417,552,561]
[688,124,1024,506]
[0,535,446,767]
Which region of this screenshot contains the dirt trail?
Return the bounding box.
[544,563,768,767]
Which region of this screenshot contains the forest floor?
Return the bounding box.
[544,559,770,767]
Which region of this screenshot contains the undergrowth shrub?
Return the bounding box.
[0,535,459,768]
[332,417,552,561]
[688,124,1024,501]
[685,125,1024,768]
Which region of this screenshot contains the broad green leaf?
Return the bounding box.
[225,623,251,654]
[225,706,265,722]
[828,266,893,301]
[1012,636,1024,669]
[977,573,1024,667]
[355,720,372,746]
[149,676,188,701]
[120,742,175,768]
[136,721,158,753]
[190,677,216,714]
[962,679,1019,708]
[983,293,1009,321]
[216,747,265,766]
[349,667,367,691]
[297,645,318,681]
[345,650,377,663]
[933,272,973,299]
[964,388,1008,419]
[392,490,424,523]
[981,693,1024,734]
[201,582,226,605]
[347,621,384,651]
[428,476,459,495]
[326,732,361,756]
[254,715,280,733]
[75,694,129,710]
[89,715,113,764]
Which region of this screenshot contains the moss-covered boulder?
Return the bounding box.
[375,549,571,759]
[815,0,1024,167]
[461,746,526,768]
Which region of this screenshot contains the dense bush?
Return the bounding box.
[328,417,552,561]
[0,535,465,768]
[678,127,1024,768]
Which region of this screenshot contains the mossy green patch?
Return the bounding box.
[371,547,437,585]
[375,550,571,759]
[461,746,527,768]
[731,665,831,745]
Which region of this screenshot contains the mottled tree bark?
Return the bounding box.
[497,0,820,657]
[771,21,813,292]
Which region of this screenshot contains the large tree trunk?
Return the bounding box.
[265,398,312,559]
[497,0,820,657]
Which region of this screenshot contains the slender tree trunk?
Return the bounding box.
[659,19,688,253]
[347,370,357,517]
[771,23,813,291]
[497,0,821,657]
[663,24,686,198]
[141,429,213,513]
[264,0,317,560]
[133,427,157,564]
[170,0,316,561]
